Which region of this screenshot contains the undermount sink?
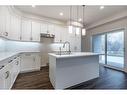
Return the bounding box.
[55,51,72,55]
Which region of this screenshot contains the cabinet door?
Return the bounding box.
[10,15,21,40]
[75,37,81,52]
[48,24,55,35]
[40,23,48,34]
[61,27,69,43]
[34,54,41,70]
[54,25,61,43]
[4,8,11,39]
[0,68,5,89]
[3,63,12,89]
[31,21,40,41]
[0,7,2,36]
[11,57,20,85]
[21,18,32,41]
[0,7,6,37]
[20,54,35,72]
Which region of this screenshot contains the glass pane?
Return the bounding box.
[92,35,105,64]
[107,31,124,68]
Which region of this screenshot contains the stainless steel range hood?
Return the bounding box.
[40,33,55,38]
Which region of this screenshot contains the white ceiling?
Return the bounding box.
[15,5,127,26]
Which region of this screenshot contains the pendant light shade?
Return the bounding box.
[82,28,86,36]
[82,5,86,36]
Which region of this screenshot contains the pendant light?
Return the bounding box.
[82,5,86,36]
[76,6,80,35]
[68,6,73,34]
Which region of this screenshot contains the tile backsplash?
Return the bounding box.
[0,38,6,52]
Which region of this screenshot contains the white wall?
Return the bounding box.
[81,17,127,72]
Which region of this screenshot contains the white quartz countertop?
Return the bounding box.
[48,52,101,58]
[0,51,40,62]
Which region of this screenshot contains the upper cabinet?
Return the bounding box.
[40,23,48,34]
[21,18,32,41]
[0,7,6,37]
[31,21,41,41]
[10,14,21,40]
[40,23,55,35]
[0,6,81,50]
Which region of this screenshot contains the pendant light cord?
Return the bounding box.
[83,5,85,27]
[70,6,72,25]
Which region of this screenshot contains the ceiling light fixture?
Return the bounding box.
[59,12,63,16]
[82,5,86,36]
[32,5,36,8]
[100,6,104,10]
[68,6,73,34]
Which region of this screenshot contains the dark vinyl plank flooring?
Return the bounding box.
[12,66,127,89]
[12,67,53,89]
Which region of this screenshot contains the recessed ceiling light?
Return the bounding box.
[78,18,82,22]
[32,5,36,8]
[59,12,63,16]
[100,6,104,10]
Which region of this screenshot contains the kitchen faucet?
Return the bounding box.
[63,41,71,54]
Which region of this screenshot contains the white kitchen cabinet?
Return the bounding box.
[54,25,62,43]
[10,15,21,40]
[40,23,48,34]
[41,23,55,35]
[0,62,12,89]
[4,7,11,39]
[0,7,6,37]
[31,21,41,41]
[69,37,81,52]
[21,18,32,41]
[48,24,55,35]
[11,56,20,85]
[54,25,69,43]
[61,27,69,43]
[20,53,40,72]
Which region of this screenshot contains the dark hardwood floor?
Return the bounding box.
[12,67,53,89]
[12,66,127,89]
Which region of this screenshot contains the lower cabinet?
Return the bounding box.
[0,55,20,89]
[0,53,41,89]
[11,56,20,85]
[0,63,12,89]
[20,53,41,72]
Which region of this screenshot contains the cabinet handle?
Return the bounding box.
[5,71,9,79]
[8,60,13,63]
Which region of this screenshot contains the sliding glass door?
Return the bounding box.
[92,29,124,69]
[92,34,105,64]
[107,31,124,68]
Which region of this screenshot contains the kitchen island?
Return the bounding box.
[48,52,100,89]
